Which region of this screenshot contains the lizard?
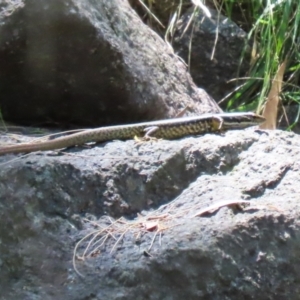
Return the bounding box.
[0,112,265,155]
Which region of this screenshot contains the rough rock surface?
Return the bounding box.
[0,0,219,127]
[1,129,300,299]
[173,7,249,102]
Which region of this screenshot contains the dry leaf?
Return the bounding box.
[143,221,158,231]
[260,59,287,130]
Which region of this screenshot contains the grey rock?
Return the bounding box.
[0,129,300,299]
[0,0,219,127]
[173,7,249,102]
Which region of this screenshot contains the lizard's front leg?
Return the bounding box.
[134,126,160,142]
[211,116,224,131]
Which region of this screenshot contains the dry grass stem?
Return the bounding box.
[72,196,262,276]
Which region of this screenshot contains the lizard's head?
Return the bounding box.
[221,112,266,130]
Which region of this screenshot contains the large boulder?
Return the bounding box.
[0,0,219,127]
[0,128,299,299]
